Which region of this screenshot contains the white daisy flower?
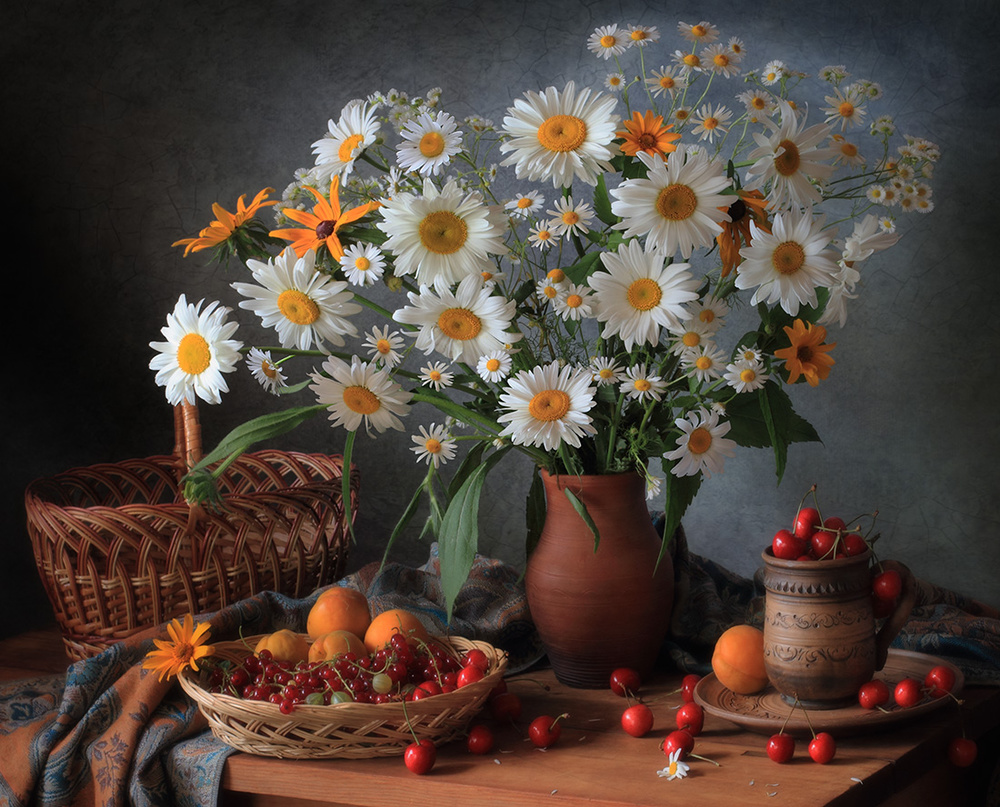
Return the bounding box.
[605,72,626,93]
[736,208,840,316]
[743,100,836,210]
[528,222,558,250]
[645,475,663,501]
[377,178,507,292]
[727,36,747,58]
[665,406,737,479]
[620,363,668,401]
[736,344,763,363]
[681,343,727,383]
[866,185,887,204]
[418,361,454,390]
[688,297,729,332]
[312,100,380,183]
[310,355,412,435]
[672,49,703,75]
[690,103,733,143]
[536,276,564,304]
[497,361,597,452]
[626,25,660,46]
[842,214,900,263]
[411,423,457,468]
[589,238,700,350]
[701,44,741,78]
[505,190,545,219]
[339,242,386,287]
[500,81,619,189]
[149,295,243,406]
[817,261,861,328]
[590,356,624,385]
[831,135,865,168]
[393,273,517,365]
[760,60,786,86]
[822,86,867,132]
[872,115,896,137]
[737,89,776,119]
[396,110,463,177]
[587,24,629,60]
[246,347,286,395]
[678,20,719,43]
[547,196,594,238]
[669,317,715,355]
[364,325,407,369]
[819,64,850,84]
[657,749,691,780]
[645,66,686,99]
[477,350,513,383]
[914,197,935,213]
[232,249,361,351]
[610,146,732,259]
[724,359,770,393]
[553,282,594,321]
[672,106,694,126]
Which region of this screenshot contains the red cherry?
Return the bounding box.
[822,515,847,532]
[621,703,654,737]
[675,702,704,736]
[894,677,923,708]
[873,569,903,601]
[490,691,523,722]
[766,732,795,763]
[466,724,495,755]
[609,667,641,697]
[858,679,890,710]
[842,532,868,556]
[528,714,565,748]
[872,592,897,618]
[680,673,701,703]
[772,528,806,560]
[808,732,836,764]
[403,738,436,774]
[948,737,978,767]
[924,665,956,699]
[794,507,822,540]
[463,648,490,672]
[457,665,485,688]
[810,529,837,559]
[663,729,694,760]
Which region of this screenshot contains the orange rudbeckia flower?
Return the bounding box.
[774,318,836,387]
[270,177,380,260]
[616,110,681,158]
[716,188,770,277]
[141,614,214,682]
[172,188,277,256]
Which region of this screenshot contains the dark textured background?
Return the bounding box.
[4,0,998,641]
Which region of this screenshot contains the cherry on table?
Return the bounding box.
[466,724,495,755]
[528,713,567,748]
[808,731,836,764]
[609,667,641,697]
[663,729,695,760]
[675,701,704,736]
[767,732,795,764]
[490,691,523,723]
[621,703,654,737]
[948,736,978,767]
[894,677,923,709]
[680,673,701,703]
[404,738,437,774]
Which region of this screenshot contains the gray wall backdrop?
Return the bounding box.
[4,0,998,641]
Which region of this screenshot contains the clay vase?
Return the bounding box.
[760,548,916,709]
[524,470,675,689]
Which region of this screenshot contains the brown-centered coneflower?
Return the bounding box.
[616,110,681,159]
[716,189,770,277]
[172,188,277,256]
[773,318,836,387]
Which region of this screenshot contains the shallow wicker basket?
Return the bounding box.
[25,403,359,661]
[179,635,508,759]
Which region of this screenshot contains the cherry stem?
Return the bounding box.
[400,697,421,745]
[690,752,721,767]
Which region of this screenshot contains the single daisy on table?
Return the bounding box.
[616,110,680,159]
[377,178,507,291]
[395,110,464,177]
[392,273,517,365]
[232,248,361,351]
[681,343,727,383]
[690,103,733,143]
[610,146,732,260]
[418,361,454,390]
[657,748,691,781]
[724,358,770,393]
[774,318,836,387]
[504,190,545,219]
[246,347,287,395]
[142,614,213,682]
[499,81,618,189]
[620,363,668,402]
[735,208,840,317]
[528,222,558,250]
[411,423,457,468]
[339,242,386,286]
[547,196,594,238]
[497,361,597,452]
[364,325,407,369]
[590,356,624,386]
[477,350,513,383]
[552,282,594,321]
[149,295,243,406]
[589,238,701,350]
[645,66,686,99]
[664,406,737,479]
[587,24,630,60]
[822,86,867,132]
[172,188,276,257]
[310,355,413,435]
[311,100,381,183]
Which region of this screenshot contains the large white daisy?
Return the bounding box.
[610,146,732,259]
[377,178,507,291]
[396,110,463,177]
[743,100,836,210]
[149,294,243,406]
[232,248,360,351]
[499,81,619,189]
[664,407,737,479]
[310,355,412,435]
[497,361,597,452]
[311,100,380,183]
[735,208,841,316]
[392,273,517,365]
[588,238,701,350]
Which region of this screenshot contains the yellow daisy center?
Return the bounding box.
[562,211,580,226]
[668,761,679,776]
[598,368,615,380]
[691,24,707,37]
[277,289,321,325]
[702,116,719,130]
[338,133,364,162]
[682,331,701,347]
[354,256,371,271]
[481,270,495,281]
[688,426,713,454]
[547,268,566,282]
[428,370,442,382]
[566,294,583,308]
[177,333,211,375]
[424,438,442,454]
[683,53,700,68]
[630,30,647,41]
[486,358,501,372]
[695,356,713,370]
[838,101,855,118]
[699,309,716,323]
[713,54,730,67]
[528,389,572,421]
[840,142,858,158]
[751,96,767,110]
[634,378,652,392]
[627,277,663,311]
[536,230,552,240]
[342,385,380,415]
[600,34,617,48]
[766,72,778,82]
[543,285,558,299]
[740,368,757,383]
[376,339,392,355]
[656,184,698,221]
[437,308,482,340]
[675,109,691,121]
[419,131,446,158]
[537,114,588,153]
[774,139,801,176]
[659,76,676,89]
[517,197,534,209]
[261,360,278,379]
[772,241,806,275]
[419,210,468,254]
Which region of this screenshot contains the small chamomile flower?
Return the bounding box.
[605,72,627,92]
[626,25,659,45]
[645,475,663,501]
[590,357,624,386]
[528,223,558,250]
[547,196,594,238]
[724,359,769,393]
[411,423,457,468]
[664,406,737,479]
[339,242,386,286]
[678,20,719,43]
[682,343,727,382]
[536,277,564,304]
[364,325,406,369]
[419,361,454,390]
[477,350,513,383]
[553,283,594,321]
[620,364,668,402]
[505,190,545,219]
[645,66,686,99]
[587,24,630,60]
[657,749,691,780]
[761,59,786,85]
[246,347,287,395]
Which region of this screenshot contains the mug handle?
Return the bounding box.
[874,559,918,670]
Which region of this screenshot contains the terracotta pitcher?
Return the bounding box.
[760,548,916,709]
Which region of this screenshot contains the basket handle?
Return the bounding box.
[173,402,204,470]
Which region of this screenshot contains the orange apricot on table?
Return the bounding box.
[711,624,769,695]
[306,586,372,640]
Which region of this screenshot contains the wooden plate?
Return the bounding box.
[693,649,963,737]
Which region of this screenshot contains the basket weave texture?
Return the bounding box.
[179,635,508,758]
[25,405,359,661]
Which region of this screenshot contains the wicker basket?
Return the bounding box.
[25,403,359,661]
[179,635,508,759]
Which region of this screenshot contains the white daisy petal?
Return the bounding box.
[310,355,412,435]
[497,361,597,452]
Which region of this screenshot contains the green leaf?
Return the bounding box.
[383,477,430,566]
[655,471,702,572]
[564,487,601,551]
[563,250,603,285]
[593,172,617,226]
[524,467,545,560]
[341,429,357,543]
